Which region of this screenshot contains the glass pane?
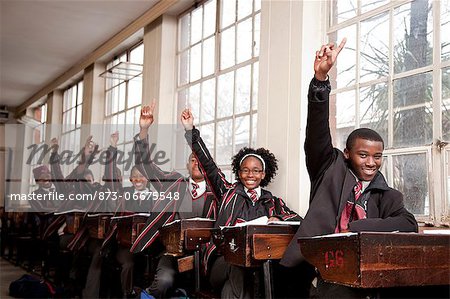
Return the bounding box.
[251,112,257,147]
[105,90,112,116]
[393,72,432,108]
[179,50,190,86]
[63,92,69,112]
[118,83,126,111]
[199,123,215,157]
[237,0,252,20]
[189,84,201,121]
[76,106,82,127]
[332,90,356,150]
[190,43,202,82]
[252,62,258,110]
[77,82,84,104]
[191,6,203,44]
[331,0,357,24]
[361,0,388,13]
[216,119,233,165]
[235,65,251,114]
[111,87,119,114]
[394,0,433,74]
[360,83,388,147]
[360,12,389,82]
[117,112,126,141]
[221,26,236,69]
[443,67,450,141]
[179,13,190,50]
[125,109,136,142]
[217,71,234,118]
[221,0,236,29]
[130,44,144,65]
[329,25,356,88]
[394,107,433,147]
[236,18,252,64]
[203,37,215,77]
[201,78,216,122]
[128,78,142,108]
[393,153,429,215]
[234,115,250,153]
[254,13,260,57]
[442,0,450,61]
[71,87,77,108]
[204,0,216,38]
[254,0,261,12]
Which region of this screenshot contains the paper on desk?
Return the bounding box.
[87,213,114,217]
[423,229,450,235]
[310,232,358,239]
[54,208,86,215]
[268,220,301,226]
[162,217,215,227]
[110,213,151,220]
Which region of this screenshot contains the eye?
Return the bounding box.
[359,154,367,158]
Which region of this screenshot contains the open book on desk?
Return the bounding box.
[163,217,216,227]
[54,208,86,215]
[222,216,301,228]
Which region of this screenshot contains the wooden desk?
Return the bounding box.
[214,224,299,299]
[85,214,112,239]
[214,224,298,267]
[299,232,450,288]
[160,218,215,292]
[160,218,215,256]
[114,214,149,248]
[64,212,84,234]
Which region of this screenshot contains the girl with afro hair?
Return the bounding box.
[181,109,301,299]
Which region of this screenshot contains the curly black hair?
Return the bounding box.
[231,147,278,187]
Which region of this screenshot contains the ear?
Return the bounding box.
[261,171,266,180]
[344,148,350,160]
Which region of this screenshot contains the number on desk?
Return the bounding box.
[324,250,344,268]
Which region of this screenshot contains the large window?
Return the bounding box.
[61,81,83,176]
[177,0,261,179]
[104,42,144,179]
[329,0,450,222]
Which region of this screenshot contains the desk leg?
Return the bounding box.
[263,260,273,299]
[194,251,200,292]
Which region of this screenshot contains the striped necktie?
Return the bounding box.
[248,189,258,203]
[191,182,199,198]
[336,181,364,233]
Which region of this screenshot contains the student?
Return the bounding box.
[181,109,301,299]
[280,38,418,297]
[131,104,217,298]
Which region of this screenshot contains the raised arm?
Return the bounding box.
[103,131,123,193]
[305,39,346,181]
[181,109,232,201]
[134,103,184,192]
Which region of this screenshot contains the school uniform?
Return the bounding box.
[184,127,301,298]
[130,134,217,254]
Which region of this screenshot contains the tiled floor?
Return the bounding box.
[0,258,28,298]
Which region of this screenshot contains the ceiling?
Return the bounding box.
[0,0,160,111]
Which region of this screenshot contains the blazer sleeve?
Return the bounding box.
[348,190,418,232]
[134,134,184,192]
[184,128,233,202]
[304,77,335,182]
[273,196,303,221]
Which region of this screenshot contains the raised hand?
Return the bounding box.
[50,137,59,153]
[83,135,99,158]
[139,102,156,130]
[314,38,347,81]
[180,108,194,131]
[110,131,119,148]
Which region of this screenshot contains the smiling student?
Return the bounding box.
[280,38,418,298]
[181,109,301,299]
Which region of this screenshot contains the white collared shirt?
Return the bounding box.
[244,186,262,199]
[189,178,206,198]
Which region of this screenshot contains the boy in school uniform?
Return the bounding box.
[280,38,418,298]
[181,109,301,299]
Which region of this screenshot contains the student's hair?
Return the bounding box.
[231,147,278,187]
[130,165,142,177]
[346,128,384,150]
